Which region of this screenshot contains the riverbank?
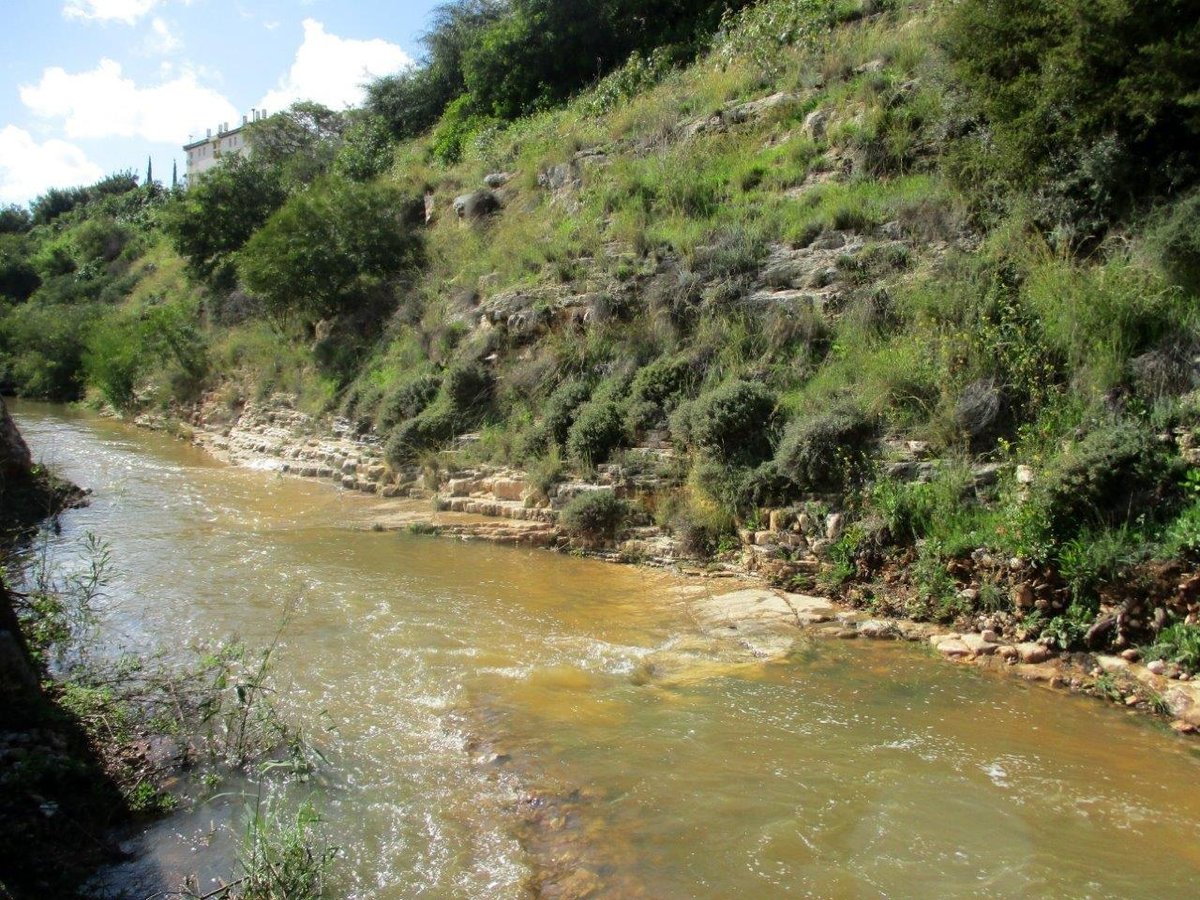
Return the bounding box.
[14,398,1200,897]
[128,393,1200,741]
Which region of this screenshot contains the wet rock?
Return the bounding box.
[961,633,997,656]
[937,638,972,658]
[858,619,900,640]
[1017,642,1052,664]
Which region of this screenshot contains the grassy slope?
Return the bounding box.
[59,1,1200,667]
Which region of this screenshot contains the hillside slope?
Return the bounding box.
[4,0,1200,674]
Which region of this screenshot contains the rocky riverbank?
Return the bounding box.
[125,393,1200,740]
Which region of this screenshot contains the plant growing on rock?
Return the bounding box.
[566,400,627,468]
[687,380,778,466]
[560,490,630,544]
[775,404,876,494]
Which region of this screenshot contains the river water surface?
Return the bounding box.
[11,401,1200,898]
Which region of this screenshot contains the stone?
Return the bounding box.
[483,172,512,188]
[1013,583,1035,609]
[1015,465,1035,485]
[1147,659,1167,676]
[1016,642,1052,664]
[453,190,501,221]
[957,587,979,603]
[825,513,845,541]
[937,638,973,658]
[803,109,829,141]
[492,478,526,502]
[998,645,1018,660]
[768,509,787,532]
[755,530,776,547]
[980,629,999,643]
[961,633,998,656]
[859,619,899,640]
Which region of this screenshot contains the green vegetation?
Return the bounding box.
[561,490,630,543]
[4,0,1200,654]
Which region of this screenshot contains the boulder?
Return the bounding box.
[453,190,501,221]
[1016,642,1053,664]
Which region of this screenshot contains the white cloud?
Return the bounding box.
[145,16,181,54]
[63,0,159,25]
[258,19,413,112]
[20,59,238,145]
[0,126,105,205]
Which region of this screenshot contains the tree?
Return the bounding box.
[160,157,287,287]
[0,205,31,235]
[237,177,423,325]
[245,101,347,189]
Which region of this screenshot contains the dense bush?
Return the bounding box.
[1151,190,1200,293]
[560,489,629,543]
[1032,423,1177,541]
[384,406,459,466]
[161,158,286,287]
[687,380,778,465]
[625,354,692,433]
[0,236,39,302]
[377,374,441,430]
[443,360,494,415]
[542,379,593,446]
[775,405,876,493]
[946,0,1200,234]
[566,400,627,467]
[237,178,422,325]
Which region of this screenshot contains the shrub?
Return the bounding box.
[1032,423,1177,541]
[238,177,422,325]
[384,406,459,466]
[946,0,1200,235]
[560,490,629,543]
[443,360,494,416]
[625,354,693,432]
[377,374,441,430]
[775,405,876,493]
[566,400,627,467]
[1144,622,1200,673]
[1151,190,1200,293]
[543,379,593,446]
[688,380,778,465]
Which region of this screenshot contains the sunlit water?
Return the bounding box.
[10,401,1200,898]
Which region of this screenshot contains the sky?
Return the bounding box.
[0,0,445,206]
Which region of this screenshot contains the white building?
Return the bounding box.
[183,109,268,185]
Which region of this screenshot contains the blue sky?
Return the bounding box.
[0,0,444,205]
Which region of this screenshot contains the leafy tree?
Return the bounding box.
[237,177,422,325]
[0,235,39,302]
[0,205,31,234]
[245,101,347,189]
[366,0,505,141]
[160,156,287,287]
[333,113,397,182]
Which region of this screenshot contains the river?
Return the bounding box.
[10,401,1200,898]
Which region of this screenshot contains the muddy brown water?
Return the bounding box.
[10,401,1200,898]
